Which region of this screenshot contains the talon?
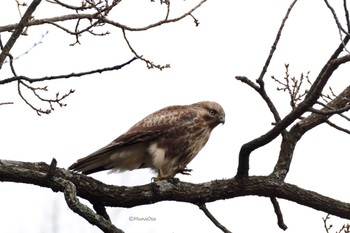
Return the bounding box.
[176,167,193,175]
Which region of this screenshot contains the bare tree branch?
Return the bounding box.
[257,0,298,82]
[1,160,350,222]
[325,120,350,134]
[0,101,14,106]
[324,0,350,53]
[270,197,288,230]
[270,64,310,110]
[235,0,299,125]
[0,0,42,68]
[0,57,138,85]
[309,106,350,116]
[323,214,332,233]
[59,178,124,233]
[316,101,350,121]
[237,52,350,178]
[272,85,350,180]
[0,0,207,33]
[198,203,231,233]
[122,30,169,70]
[235,76,282,124]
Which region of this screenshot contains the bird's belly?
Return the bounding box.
[147,142,166,168]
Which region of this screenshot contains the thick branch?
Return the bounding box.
[272,85,350,180]
[1,160,350,221]
[236,54,350,178]
[60,179,124,233]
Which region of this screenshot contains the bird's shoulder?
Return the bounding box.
[132,104,199,129]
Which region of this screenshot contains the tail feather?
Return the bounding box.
[68,155,112,174]
[68,142,150,175]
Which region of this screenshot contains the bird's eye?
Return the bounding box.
[209,109,217,116]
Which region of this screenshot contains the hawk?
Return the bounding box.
[69,101,225,180]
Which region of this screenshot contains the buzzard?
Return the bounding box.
[69,101,225,180]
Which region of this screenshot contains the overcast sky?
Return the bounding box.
[0,0,350,232]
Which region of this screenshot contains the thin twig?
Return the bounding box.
[0,0,42,68]
[323,214,332,233]
[236,53,350,177]
[1,57,138,85]
[325,120,350,134]
[270,197,288,230]
[344,0,350,32]
[316,101,350,121]
[309,105,350,115]
[0,102,14,105]
[324,0,350,54]
[198,203,231,233]
[0,0,207,33]
[257,0,298,82]
[122,29,169,70]
[236,76,282,124]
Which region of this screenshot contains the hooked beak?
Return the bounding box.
[219,115,225,125]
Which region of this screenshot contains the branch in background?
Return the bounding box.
[344,0,350,32]
[0,0,42,68]
[0,0,207,114]
[5,31,48,64]
[272,85,350,180]
[0,1,207,33]
[325,120,350,134]
[270,64,310,110]
[198,203,231,233]
[47,0,99,11]
[236,52,350,178]
[316,101,350,122]
[235,0,300,178]
[0,101,14,106]
[257,0,298,82]
[17,80,75,115]
[3,57,137,114]
[309,105,350,116]
[323,214,350,233]
[1,56,138,85]
[122,29,169,70]
[324,0,350,53]
[14,0,27,18]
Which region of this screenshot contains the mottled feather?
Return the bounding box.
[68,101,225,180]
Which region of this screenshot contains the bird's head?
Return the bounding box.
[192,101,226,129]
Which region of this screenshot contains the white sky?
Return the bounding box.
[0,0,350,232]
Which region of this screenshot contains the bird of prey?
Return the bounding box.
[69,101,225,180]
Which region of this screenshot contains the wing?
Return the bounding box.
[68,129,164,174]
[69,105,194,174]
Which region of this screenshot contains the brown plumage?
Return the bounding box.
[68,101,225,180]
